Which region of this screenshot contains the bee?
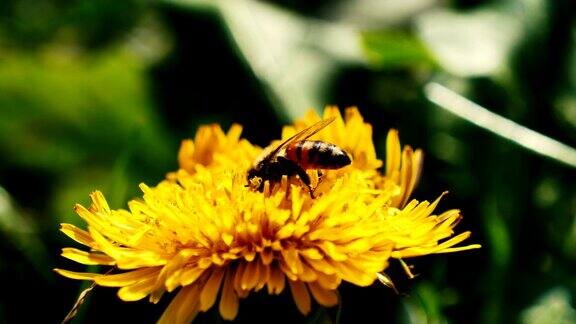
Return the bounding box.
[247,117,352,198]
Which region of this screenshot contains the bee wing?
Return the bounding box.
[268,117,336,158]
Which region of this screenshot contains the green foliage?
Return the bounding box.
[361,31,436,70]
[0,0,149,49]
[0,47,174,230]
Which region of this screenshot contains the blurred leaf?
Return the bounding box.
[0,186,50,277]
[215,0,347,119]
[106,128,142,208]
[554,28,576,135]
[521,287,576,324]
[428,132,467,164]
[480,197,512,324]
[0,0,149,49]
[164,0,217,11]
[165,0,365,120]
[483,199,511,270]
[327,0,438,29]
[400,282,445,324]
[533,178,561,209]
[52,128,169,227]
[0,47,173,173]
[563,213,576,259]
[0,45,174,230]
[416,7,522,76]
[306,307,330,324]
[361,30,436,70]
[554,95,576,131]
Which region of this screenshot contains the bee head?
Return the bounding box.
[246,166,264,191]
[246,167,258,182]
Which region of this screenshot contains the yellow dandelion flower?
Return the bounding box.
[56,107,480,323]
[168,123,259,180]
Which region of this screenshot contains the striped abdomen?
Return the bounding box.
[284,140,351,169]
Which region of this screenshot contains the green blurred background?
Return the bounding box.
[1,0,575,323]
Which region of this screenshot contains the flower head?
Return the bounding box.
[56,107,480,322]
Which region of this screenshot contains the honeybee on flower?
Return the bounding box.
[246,117,352,198]
[55,107,480,323]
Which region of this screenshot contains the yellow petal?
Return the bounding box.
[396,146,414,207]
[288,279,311,315]
[199,267,225,311]
[177,140,196,173]
[233,261,245,292]
[437,244,482,253]
[315,272,341,290]
[178,267,206,287]
[89,191,110,213]
[300,248,323,260]
[73,205,104,230]
[59,223,95,248]
[254,260,270,291]
[280,245,303,274]
[61,248,115,266]
[408,149,423,199]
[219,269,239,320]
[158,285,201,324]
[317,241,347,261]
[94,267,160,287]
[117,275,156,301]
[54,269,100,281]
[226,123,243,141]
[88,228,165,269]
[267,265,285,295]
[308,281,338,307]
[298,262,318,282]
[260,248,274,265]
[385,129,401,176]
[241,260,259,290]
[157,249,200,292]
[306,258,336,275]
[335,261,376,287]
[276,223,295,240]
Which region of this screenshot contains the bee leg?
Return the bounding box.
[294,167,314,198]
[277,157,315,198]
[315,170,325,188]
[317,170,324,185]
[257,180,265,192]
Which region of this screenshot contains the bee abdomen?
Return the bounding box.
[286,140,351,169]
